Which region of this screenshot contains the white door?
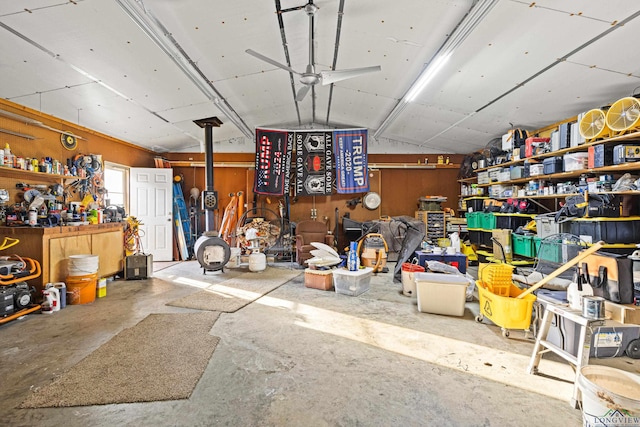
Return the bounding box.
[129,168,173,261]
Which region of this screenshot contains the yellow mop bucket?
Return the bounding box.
[475,263,536,337]
[476,280,536,332]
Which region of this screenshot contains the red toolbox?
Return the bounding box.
[525,137,551,158]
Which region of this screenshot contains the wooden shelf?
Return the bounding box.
[476,162,640,188]
[0,166,83,183]
[473,130,640,172]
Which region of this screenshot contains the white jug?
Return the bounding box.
[567,280,593,311]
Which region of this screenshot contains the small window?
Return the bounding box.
[104,162,129,212]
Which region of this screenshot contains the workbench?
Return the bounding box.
[0,223,124,290]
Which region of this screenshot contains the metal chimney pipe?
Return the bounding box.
[193,117,223,232]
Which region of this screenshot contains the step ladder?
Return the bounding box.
[527,303,604,408]
[173,182,193,259]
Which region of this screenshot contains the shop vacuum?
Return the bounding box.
[192,117,231,273]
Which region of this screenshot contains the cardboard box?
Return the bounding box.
[414,272,469,316]
[304,269,334,291]
[97,278,107,298]
[491,229,512,262]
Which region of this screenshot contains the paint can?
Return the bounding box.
[582,295,605,320]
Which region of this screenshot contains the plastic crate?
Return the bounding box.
[512,234,535,258]
[480,212,496,230]
[464,197,488,212]
[533,236,541,257]
[535,213,571,239]
[332,267,372,296]
[494,213,535,231]
[414,272,469,316]
[469,229,483,246]
[569,217,640,244]
[482,230,494,248]
[466,212,482,228]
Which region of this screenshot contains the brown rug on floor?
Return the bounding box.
[166,268,301,313]
[20,311,220,408]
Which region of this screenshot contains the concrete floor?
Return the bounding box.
[1,260,639,427]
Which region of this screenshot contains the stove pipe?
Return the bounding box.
[193,117,222,232]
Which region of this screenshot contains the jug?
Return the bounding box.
[567,270,592,311]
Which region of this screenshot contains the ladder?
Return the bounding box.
[173,182,193,258]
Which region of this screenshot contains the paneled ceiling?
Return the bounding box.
[1,1,639,154]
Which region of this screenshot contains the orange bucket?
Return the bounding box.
[66,273,98,305]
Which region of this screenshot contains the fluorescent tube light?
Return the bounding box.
[404,52,451,103]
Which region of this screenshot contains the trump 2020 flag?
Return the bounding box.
[334,129,368,194]
[254,128,291,195]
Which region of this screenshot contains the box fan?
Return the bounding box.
[579,109,611,141]
[606,96,640,133]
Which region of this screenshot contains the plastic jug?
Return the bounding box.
[42,286,61,313]
[567,274,593,311]
[449,232,461,254]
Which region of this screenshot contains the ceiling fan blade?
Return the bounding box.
[320,66,381,85]
[245,49,301,75]
[296,85,311,102]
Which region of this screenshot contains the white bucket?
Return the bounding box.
[577,365,640,427]
[68,254,99,276]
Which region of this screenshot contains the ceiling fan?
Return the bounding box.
[246,1,381,102]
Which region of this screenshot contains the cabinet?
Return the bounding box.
[0,223,124,290]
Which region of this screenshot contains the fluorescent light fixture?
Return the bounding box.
[115,0,253,140]
[374,0,498,139]
[404,52,451,103]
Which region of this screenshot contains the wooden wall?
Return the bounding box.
[1,97,465,242]
[0,99,157,206]
[167,152,465,236]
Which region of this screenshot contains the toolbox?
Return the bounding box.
[542,157,563,174]
[525,137,551,158]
